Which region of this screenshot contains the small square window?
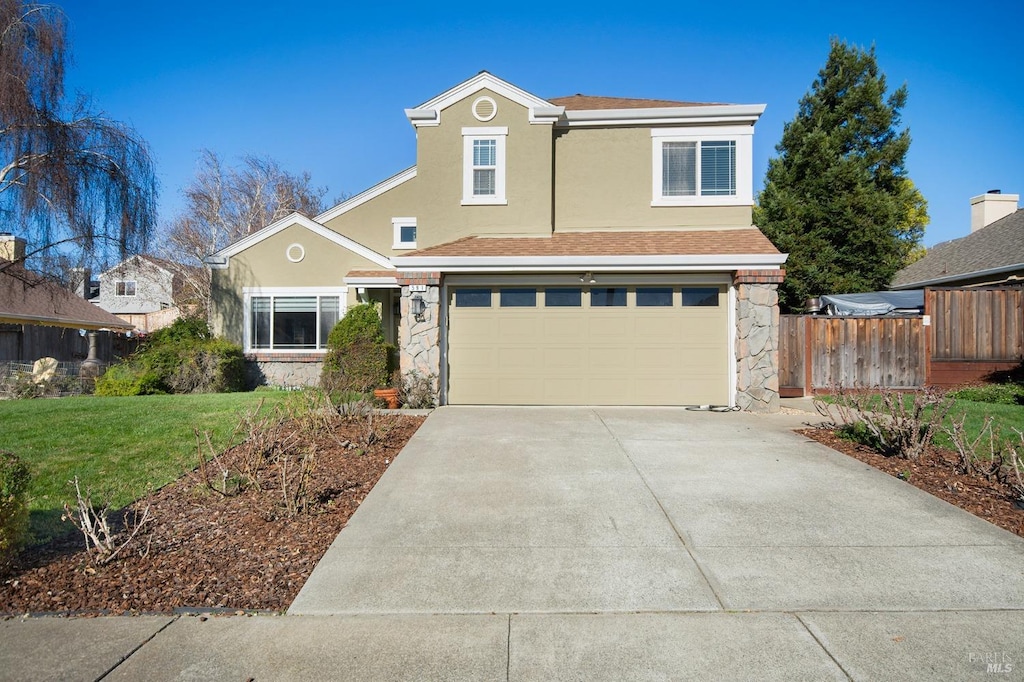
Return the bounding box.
[499,288,536,307]
[115,280,136,297]
[392,217,417,249]
[636,287,673,307]
[591,288,626,307]
[681,287,720,307]
[455,289,491,307]
[545,288,582,307]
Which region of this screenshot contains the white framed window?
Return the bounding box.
[392,217,417,250]
[115,280,136,297]
[651,126,753,206]
[243,287,347,352]
[462,126,507,205]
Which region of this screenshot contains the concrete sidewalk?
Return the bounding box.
[3,406,1023,680]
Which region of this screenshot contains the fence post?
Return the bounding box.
[924,288,932,386]
[804,316,813,396]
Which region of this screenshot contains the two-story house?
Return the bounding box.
[94,254,195,332]
[207,72,787,411]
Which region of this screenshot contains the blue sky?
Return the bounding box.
[63,0,1022,247]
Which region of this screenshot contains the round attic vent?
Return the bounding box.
[286,243,305,263]
[472,96,497,122]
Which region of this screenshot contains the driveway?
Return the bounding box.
[13,407,1020,680]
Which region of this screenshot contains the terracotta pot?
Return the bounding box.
[373,388,400,409]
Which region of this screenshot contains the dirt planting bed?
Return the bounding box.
[1,414,424,616]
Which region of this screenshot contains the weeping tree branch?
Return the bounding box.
[0,1,157,277]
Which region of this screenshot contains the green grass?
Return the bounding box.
[933,399,1024,449]
[0,392,288,545]
[820,390,1024,448]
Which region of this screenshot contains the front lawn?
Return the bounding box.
[1,391,288,544]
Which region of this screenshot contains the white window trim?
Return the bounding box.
[392,217,417,250]
[115,280,137,297]
[462,126,508,205]
[242,286,348,354]
[651,125,753,207]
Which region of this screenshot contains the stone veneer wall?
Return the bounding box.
[734,270,784,413]
[397,272,441,401]
[244,354,324,389]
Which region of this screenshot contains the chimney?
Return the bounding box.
[970,190,1019,232]
[0,233,27,262]
[70,267,93,298]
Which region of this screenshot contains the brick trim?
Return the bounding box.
[246,352,326,363]
[734,269,785,284]
[396,271,441,286]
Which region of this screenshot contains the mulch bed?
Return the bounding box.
[800,426,1024,539]
[1,414,424,616]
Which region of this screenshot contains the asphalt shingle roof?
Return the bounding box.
[398,229,780,258]
[1,261,134,330]
[891,209,1024,288]
[548,95,725,110]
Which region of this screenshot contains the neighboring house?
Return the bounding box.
[1,234,134,364]
[207,72,788,411]
[94,254,197,333]
[891,191,1023,290]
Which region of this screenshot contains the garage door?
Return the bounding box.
[446,284,730,405]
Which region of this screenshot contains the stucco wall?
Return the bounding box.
[553,126,753,230]
[209,222,384,344]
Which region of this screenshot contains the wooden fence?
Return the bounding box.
[0,324,139,365]
[780,287,1024,396]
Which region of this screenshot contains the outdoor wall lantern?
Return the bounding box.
[410,295,426,322]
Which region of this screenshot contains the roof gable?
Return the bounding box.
[405,71,563,127]
[208,213,393,270]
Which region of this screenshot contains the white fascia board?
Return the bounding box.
[406,72,557,127]
[214,213,394,270]
[392,253,788,272]
[557,104,766,128]
[315,167,417,223]
[889,262,1024,290]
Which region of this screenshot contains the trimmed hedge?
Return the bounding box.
[96,318,245,396]
[0,450,30,573]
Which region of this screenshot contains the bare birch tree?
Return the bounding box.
[0,0,157,276]
[160,149,327,314]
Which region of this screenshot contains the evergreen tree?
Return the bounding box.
[755,39,928,311]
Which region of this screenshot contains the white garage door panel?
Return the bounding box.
[447,285,730,406]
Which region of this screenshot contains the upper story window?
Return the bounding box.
[115,280,136,296]
[652,126,753,207]
[392,217,417,250]
[462,127,507,205]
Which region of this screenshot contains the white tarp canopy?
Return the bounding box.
[820,290,924,316]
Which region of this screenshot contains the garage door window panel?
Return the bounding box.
[456,289,492,307]
[682,287,720,307]
[636,287,674,307]
[544,288,582,307]
[499,288,537,307]
[591,288,627,307]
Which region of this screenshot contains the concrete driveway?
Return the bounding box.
[7,406,1023,681]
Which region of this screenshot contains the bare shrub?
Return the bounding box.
[62,478,152,565]
[398,370,438,409]
[1006,430,1024,506]
[944,415,1005,479]
[815,386,953,460]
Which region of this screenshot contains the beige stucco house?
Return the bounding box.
[207,72,787,411]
